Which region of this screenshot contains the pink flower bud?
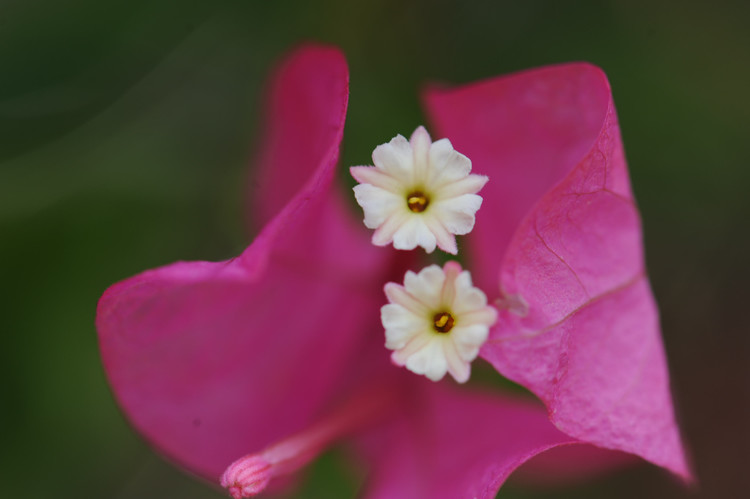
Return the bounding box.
[220,455,271,498]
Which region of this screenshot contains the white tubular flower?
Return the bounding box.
[381,262,498,383]
[351,126,488,254]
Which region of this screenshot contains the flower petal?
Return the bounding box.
[359,383,583,499]
[382,304,425,350]
[443,340,471,383]
[391,333,433,367]
[451,324,490,359]
[427,138,472,186]
[422,215,458,255]
[431,194,482,235]
[372,134,414,183]
[409,125,432,181]
[350,165,403,193]
[424,63,611,293]
[426,64,689,479]
[353,183,403,228]
[391,216,438,253]
[402,265,445,309]
[433,174,488,199]
[384,282,429,316]
[404,338,448,381]
[97,45,394,483]
[487,277,691,480]
[249,45,350,229]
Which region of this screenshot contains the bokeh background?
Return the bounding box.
[1,0,748,497]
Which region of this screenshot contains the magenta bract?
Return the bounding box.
[426,64,689,479]
[96,45,690,498]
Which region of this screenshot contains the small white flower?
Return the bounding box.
[381,262,498,383]
[351,126,488,254]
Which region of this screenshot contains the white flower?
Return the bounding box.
[381,262,498,383]
[351,126,488,254]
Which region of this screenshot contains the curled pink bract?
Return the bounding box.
[97,46,690,498]
[426,63,690,479]
[97,46,394,479]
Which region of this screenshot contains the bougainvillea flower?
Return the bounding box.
[96,45,690,498]
[351,126,487,254]
[382,261,497,383]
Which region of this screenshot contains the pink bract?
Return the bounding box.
[426,64,690,479]
[96,45,690,498]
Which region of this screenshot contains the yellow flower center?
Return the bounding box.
[432,311,455,333]
[406,191,429,213]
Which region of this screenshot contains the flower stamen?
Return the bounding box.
[433,311,455,333]
[406,191,429,213]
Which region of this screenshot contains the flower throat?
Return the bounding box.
[407,191,429,212]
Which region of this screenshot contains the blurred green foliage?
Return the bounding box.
[1,1,748,497]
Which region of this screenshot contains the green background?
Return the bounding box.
[1,1,747,497]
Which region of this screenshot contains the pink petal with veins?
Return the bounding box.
[425,63,691,480]
[424,64,610,293]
